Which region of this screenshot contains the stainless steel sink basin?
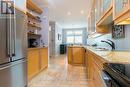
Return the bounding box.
[94,48,109,51]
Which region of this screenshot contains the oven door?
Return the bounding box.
[101,71,120,87]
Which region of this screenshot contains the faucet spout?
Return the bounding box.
[101,40,115,50]
[107,39,115,50]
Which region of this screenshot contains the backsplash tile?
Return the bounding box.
[87,25,130,51]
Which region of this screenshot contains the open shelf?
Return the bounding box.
[28,23,41,30]
[28,33,41,39]
[27,12,41,22]
[27,0,43,14]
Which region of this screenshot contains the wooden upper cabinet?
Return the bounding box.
[87,0,96,35]
[87,11,96,35]
[95,0,101,23]
[96,0,113,25]
[95,0,112,34]
[113,0,130,25]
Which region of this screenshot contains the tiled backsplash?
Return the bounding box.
[87,25,130,51]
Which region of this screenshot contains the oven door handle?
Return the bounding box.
[99,71,109,87]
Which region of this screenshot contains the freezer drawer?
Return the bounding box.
[0,59,27,87]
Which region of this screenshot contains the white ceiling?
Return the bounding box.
[33,0,90,28]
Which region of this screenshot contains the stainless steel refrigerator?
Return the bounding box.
[0,1,27,87]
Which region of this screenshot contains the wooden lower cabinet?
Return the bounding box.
[28,49,39,80]
[93,61,104,87]
[86,49,106,87]
[28,48,48,80]
[67,47,73,64]
[86,51,94,79]
[67,46,85,65]
[40,48,48,70]
[72,47,84,64]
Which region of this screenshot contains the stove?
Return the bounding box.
[103,63,130,87]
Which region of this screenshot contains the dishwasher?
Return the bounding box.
[101,70,120,87]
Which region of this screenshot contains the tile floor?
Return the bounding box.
[28,55,89,87]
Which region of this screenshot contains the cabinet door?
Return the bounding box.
[114,0,129,19]
[93,61,104,87]
[88,1,96,35]
[95,0,102,22]
[87,52,94,79]
[102,0,112,14]
[72,47,83,64]
[28,50,40,80]
[67,47,73,64]
[40,48,48,70]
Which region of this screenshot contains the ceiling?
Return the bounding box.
[33,0,90,28]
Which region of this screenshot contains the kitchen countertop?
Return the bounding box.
[67,46,84,48]
[28,47,48,51]
[84,46,130,64]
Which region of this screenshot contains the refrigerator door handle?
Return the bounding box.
[9,13,13,58]
[8,4,16,57]
[12,10,16,57]
[6,3,12,58]
[6,11,11,57]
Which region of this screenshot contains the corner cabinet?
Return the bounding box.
[113,0,130,25]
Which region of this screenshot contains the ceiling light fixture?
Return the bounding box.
[95,9,97,12]
[81,10,84,14]
[67,12,71,15]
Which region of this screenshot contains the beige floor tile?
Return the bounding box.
[28,55,88,87]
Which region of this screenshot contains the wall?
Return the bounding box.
[87,25,130,51]
[49,21,63,55]
[49,21,56,56]
[39,7,49,46]
[55,23,62,54]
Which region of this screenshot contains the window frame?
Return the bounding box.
[66,30,83,44]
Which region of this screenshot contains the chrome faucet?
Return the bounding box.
[101,39,115,50]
